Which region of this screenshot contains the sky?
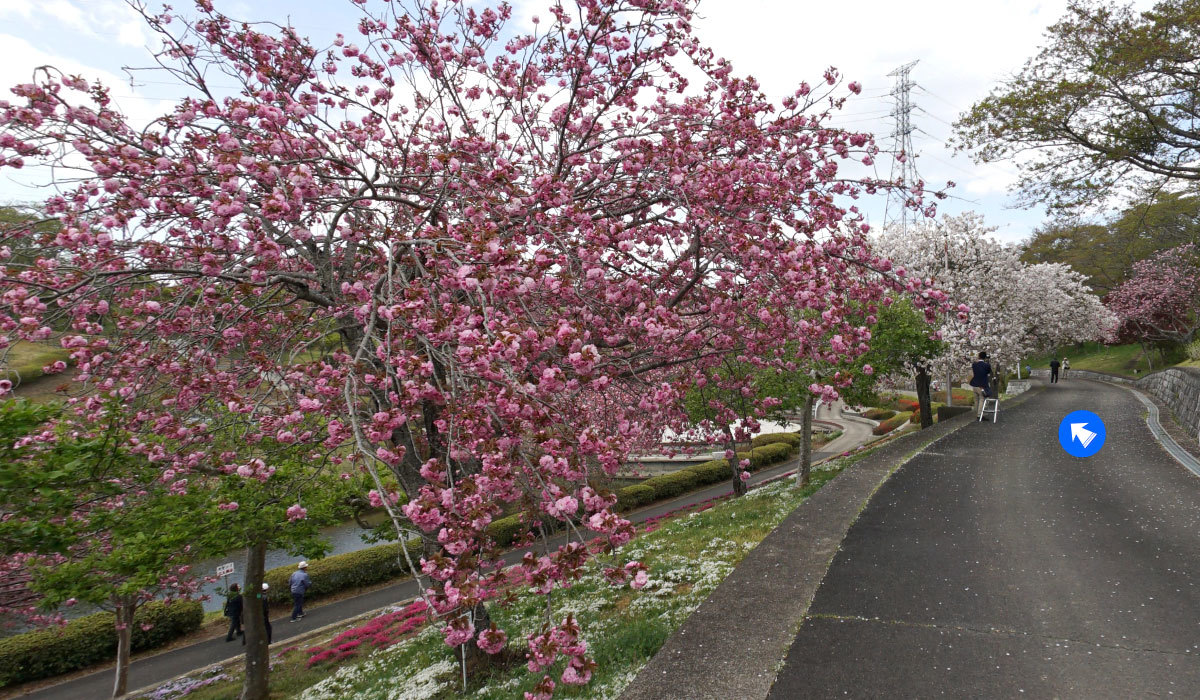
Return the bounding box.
[0,0,1158,244]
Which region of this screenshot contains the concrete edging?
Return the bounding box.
[619,388,1044,700]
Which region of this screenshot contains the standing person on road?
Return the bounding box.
[1049,358,1060,384]
[222,583,243,642]
[289,561,312,622]
[969,352,993,419]
[1062,357,1070,379]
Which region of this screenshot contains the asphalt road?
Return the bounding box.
[15,438,850,700]
[770,378,1200,698]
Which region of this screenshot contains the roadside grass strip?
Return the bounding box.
[153,459,850,700]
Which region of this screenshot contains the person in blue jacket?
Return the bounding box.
[289,561,312,621]
[969,351,993,419]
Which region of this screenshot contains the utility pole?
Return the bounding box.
[883,60,921,236]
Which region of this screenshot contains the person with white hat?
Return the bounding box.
[289,561,312,622]
[244,582,272,645]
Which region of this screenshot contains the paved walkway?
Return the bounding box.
[622,378,1200,698]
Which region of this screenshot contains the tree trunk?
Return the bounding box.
[726,436,747,497]
[915,366,934,428]
[796,395,814,488]
[1142,343,1154,370]
[111,596,135,698]
[945,370,952,406]
[461,602,502,678]
[240,540,270,700]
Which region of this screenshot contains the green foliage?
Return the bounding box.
[749,432,802,449]
[872,412,913,436]
[862,408,896,420]
[681,459,733,484]
[262,540,423,605]
[0,600,202,687]
[747,442,791,468]
[954,0,1200,211]
[614,484,655,511]
[0,399,219,612]
[1021,193,1200,294]
[483,513,528,549]
[641,470,700,500]
[1188,339,1200,361]
[0,342,72,386]
[909,405,942,423]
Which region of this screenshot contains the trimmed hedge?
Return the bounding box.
[872,411,913,435]
[615,483,655,511]
[264,539,423,605]
[485,513,528,549]
[681,459,732,484]
[747,442,791,467]
[611,442,800,512]
[749,432,802,449]
[862,408,896,421]
[0,599,203,687]
[641,469,700,500]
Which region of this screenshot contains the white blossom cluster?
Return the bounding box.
[875,212,1116,382]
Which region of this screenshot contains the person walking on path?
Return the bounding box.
[244,583,272,645]
[969,352,993,419]
[1049,358,1060,384]
[289,561,312,622]
[1062,357,1070,379]
[222,583,243,642]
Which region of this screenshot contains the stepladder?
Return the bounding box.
[978,397,999,423]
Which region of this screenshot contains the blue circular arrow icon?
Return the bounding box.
[1058,410,1106,458]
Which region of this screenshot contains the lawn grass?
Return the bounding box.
[0,341,71,384]
[1025,342,1188,377]
[140,458,855,700]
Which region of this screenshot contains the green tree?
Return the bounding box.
[955,0,1200,212]
[0,400,214,698]
[857,300,947,429]
[1022,193,1200,294]
[183,415,358,700]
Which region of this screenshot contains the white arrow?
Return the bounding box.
[1070,423,1097,449]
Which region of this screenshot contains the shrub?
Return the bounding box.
[641,470,700,500]
[485,513,529,549]
[872,411,913,436]
[862,408,896,421]
[0,600,203,687]
[614,484,655,511]
[1188,339,1200,361]
[907,403,944,424]
[682,459,732,485]
[264,539,423,605]
[897,398,919,412]
[748,442,792,468]
[750,432,802,449]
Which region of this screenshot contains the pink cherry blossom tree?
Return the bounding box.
[0,1,937,694]
[1106,244,1200,366]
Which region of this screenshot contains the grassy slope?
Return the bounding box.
[1,341,71,385]
[1025,342,1188,378]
